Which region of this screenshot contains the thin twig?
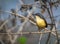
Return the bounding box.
[5,25,13,44]
[45,3,54,44]
[0,30,57,35]
[38,34,43,44]
[0,10,36,25]
[0,18,12,30]
[0,40,4,44]
[50,4,59,44]
[8,25,18,32]
[46,0,59,44]
[11,10,33,44]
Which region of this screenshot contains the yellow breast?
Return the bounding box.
[36,16,46,28]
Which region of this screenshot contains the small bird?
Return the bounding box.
[34,13,47,31]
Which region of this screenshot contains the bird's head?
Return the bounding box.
[33,13,45,19]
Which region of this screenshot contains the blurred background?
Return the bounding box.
[0,0,60,44]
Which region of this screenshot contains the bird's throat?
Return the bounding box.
[36,16,46,28]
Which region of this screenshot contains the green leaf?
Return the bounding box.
[17,36,27,44]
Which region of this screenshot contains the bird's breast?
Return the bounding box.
[36,17,46,28]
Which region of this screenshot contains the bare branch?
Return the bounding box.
[0,30,57,35]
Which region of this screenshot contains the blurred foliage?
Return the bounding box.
[17,36,27,44]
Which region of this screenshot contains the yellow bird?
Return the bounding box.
[34,13,47,31]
